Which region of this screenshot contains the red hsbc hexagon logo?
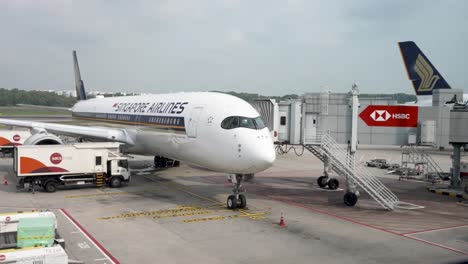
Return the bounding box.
[50,153,63,165]
[360,105,418,127]
[13,134,21,142]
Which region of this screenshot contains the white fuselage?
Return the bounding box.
[404,94,468,107]
[71,92,276,174]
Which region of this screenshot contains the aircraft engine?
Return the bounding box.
[23,132,63,145]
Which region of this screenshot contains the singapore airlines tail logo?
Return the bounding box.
[414,54,440,92]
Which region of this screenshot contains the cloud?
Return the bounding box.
[0,0,466,95]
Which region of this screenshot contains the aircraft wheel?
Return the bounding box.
[227,195,238,209]
[238,194,247,209]
[317,176,328,188]
[327,178,339,190]
[343,192,358,206]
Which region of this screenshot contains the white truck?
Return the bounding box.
[0,211,68,264]
[0,245,68,264]
[0,130,31,155]
[14,142,131,192]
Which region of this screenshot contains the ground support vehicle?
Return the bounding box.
[14,142,130,192]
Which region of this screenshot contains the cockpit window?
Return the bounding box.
[239,117,256,129]
[254,117,266,129]
[221,116,266,130]
[221,116,239,129]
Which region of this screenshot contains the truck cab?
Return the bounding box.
[107,158,131,188]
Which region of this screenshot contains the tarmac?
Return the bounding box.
[0,145,467,263]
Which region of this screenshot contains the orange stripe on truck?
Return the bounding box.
[20,157,48,174]
[0,137,12,146]
[19,157,69,174]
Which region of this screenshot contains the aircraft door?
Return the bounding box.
[278,111,289,142]
[304,113,317,142]
[187,107,204,138]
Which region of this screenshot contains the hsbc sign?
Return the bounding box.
[360,105,418,127]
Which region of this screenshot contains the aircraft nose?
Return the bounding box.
[252,143,276,172]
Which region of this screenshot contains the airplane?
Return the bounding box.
[398,41,468,106]
[0,51,276,209]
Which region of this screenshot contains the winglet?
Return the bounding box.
[73,50,87,100]
[398,41,451,96]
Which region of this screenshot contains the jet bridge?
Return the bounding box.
[270,85,423,210]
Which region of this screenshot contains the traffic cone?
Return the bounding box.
[3,177,8,186]
[279,211,286,227]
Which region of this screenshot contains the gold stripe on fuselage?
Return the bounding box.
[72,116,186,132]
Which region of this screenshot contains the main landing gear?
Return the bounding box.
[154,156,180,169]
[227,174,247,210]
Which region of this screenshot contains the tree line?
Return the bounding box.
[0,88,77,107]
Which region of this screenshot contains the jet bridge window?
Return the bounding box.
[280,116,286,126]
[221,116,266,130]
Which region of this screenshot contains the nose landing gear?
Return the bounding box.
[227,174,247,209]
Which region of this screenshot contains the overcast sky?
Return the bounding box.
[0,0,467,96]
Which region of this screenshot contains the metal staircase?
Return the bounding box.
[401,145,445,179]
[303,144,347,179]
[305,133,400,210]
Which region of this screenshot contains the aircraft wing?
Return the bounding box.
[0,118,133,144]
[16,104,71,112]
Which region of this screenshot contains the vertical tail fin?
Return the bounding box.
[398,41,451,96]
[73,50,87,100]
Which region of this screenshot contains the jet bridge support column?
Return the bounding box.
[450,144,462,188]
[448,107,468,189]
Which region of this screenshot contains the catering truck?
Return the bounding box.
[0,130,31,155]
[0,211,68,264]
[14,142,131,192]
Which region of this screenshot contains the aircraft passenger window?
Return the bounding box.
[239,117,256,129]
[280,116,286,126]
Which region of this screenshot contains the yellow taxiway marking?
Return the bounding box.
[98,204,267,223]
[98,206,213,220]
[183,212,267,223]
[65,189,159,199]
[95,175,270,223]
